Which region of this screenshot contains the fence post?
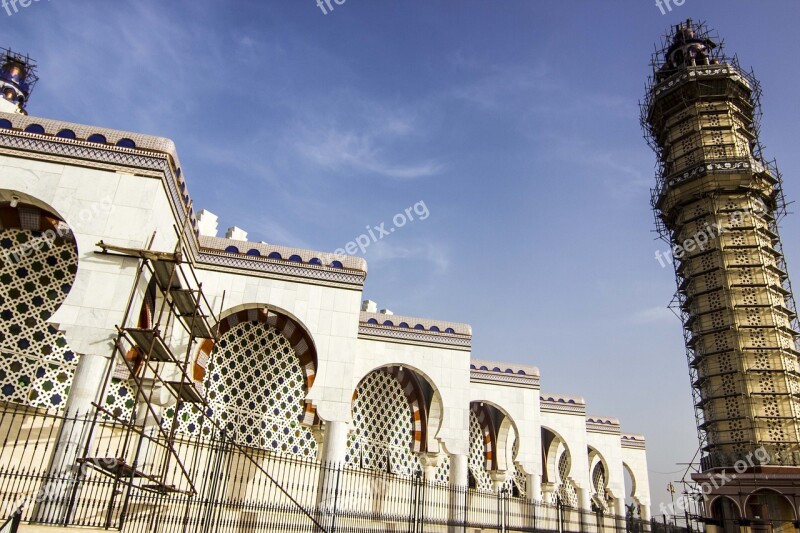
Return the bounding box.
[464,487,469,533]
[418,478,430,533]
[409,471,421,533]
[330,464,342,533]
[497,488,503,533]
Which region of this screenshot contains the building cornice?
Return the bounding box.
[540,393,586,416]
[620,433,647,450]
[197,250,366,290]
[586,416,621,435]
[0,114,367,290]
[469,358,540,389]
[652,64,751,100]
[470,369,539,389]
[357,325,471,351]
[360,311,471,335]
[200,236,367,273]
[655,158,771,201]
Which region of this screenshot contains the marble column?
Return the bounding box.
[577,487,593,533]
[448,454,469,533]
[32,349,112,524]
[526,473,543,529]
[315,420,351,529]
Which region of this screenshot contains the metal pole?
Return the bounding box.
[667,483,678,527]
[463,485,468,533]
[330,463,341,533]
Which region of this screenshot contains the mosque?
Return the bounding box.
[0,44,649,532]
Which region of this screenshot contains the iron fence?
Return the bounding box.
[0,401,662,533]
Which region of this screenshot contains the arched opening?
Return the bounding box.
[623,463,639,514]
[347,365,434,478]
[710,496,742,533]
[467,401,524,496]
[542,427,578,507]
[166,306,320,458]
[744,489,796,533]
[468,403,496,493]
[589,448,610,513]
[0,197,78,410]
[347,364,443,481]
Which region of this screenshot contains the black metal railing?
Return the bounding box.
[0,401,664,533]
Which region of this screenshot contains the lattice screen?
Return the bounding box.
[167,320,317,457]
[592,461,609,512]
[468,410,494,493]
[434,455,450,484]
[346,370,422,477]
[0,228,78,410]
[557,450,579,507]
[500,437,526,497]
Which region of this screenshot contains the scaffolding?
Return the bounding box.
[0,47,39,112]
[62,223,327,530]
[640,20,800,478]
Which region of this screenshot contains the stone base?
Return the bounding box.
[692,467,800,533]
[19,526,110,533]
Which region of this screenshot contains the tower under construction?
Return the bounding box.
[643,20,800,531]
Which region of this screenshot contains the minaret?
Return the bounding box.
[0,48,37,115]
[644,20,800,526]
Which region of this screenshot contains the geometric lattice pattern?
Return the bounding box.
[592,461,609,512]
[500,438,526,497]
[468,410,494,493]
[174,320,316,457]
[557,450,578,507]
[103,377,136,420]
[512,466,528,497]
[434,454,450,484]
[0,228,77,409]
[346,370,421,477]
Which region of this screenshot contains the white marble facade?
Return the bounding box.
[0,110,651,518]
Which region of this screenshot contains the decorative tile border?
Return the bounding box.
[621,433,647,450]
[653,64,750,99]
[198,250,366,289]
[357,324,471,350]
[586,416,621,435]
[470,368,540,389]
[0,120,368,289]
[360,311,471,335]
[540,394,586,415]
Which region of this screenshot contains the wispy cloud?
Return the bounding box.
[631,305,676,324]
[451,62,559,109]
[288,95,445,181]
[293,127,443,179]
[366,240,450,274]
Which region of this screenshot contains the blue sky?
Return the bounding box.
[6,0,800,511]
